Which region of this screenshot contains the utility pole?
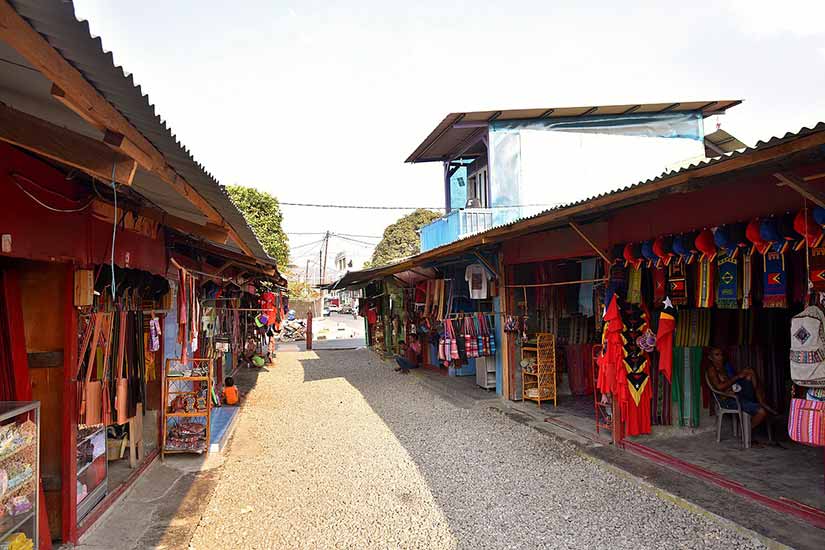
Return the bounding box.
[305,259,310,284]
[322,230,330,287]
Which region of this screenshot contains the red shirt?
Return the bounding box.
[367,309,377,325]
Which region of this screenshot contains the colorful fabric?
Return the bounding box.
[668,263,688,306]
[787,398,825,446]
[671,347,702,428]
[605,263,627,308]
[763,251,788,308]
[811,247,825,292]
[716,254,739,309]
[627,266,642,304]
[620,301,652,436]
[742,254,753,309]
[696,257,715,308]
[656,297,676,382]
[653,266,667,303]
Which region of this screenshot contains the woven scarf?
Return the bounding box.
[763,251,787,308]
[716,254,739,309]
[606,263,627,307]
[627,266,642,304]
[811,246,825,291]
[741,254,752,309]
[696,257,715,308]
[652,266,667,304]
[668,263,688,306]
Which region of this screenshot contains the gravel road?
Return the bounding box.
[188,349,767,550]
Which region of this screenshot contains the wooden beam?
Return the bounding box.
[0,2,223,223]
[568,221,611,264]
[103,130,156,173]
[774,172,825,209]
[0,103,137,185]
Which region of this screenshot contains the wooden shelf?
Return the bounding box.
[162,358,212,461]
[166,411,209,417]
[521,333,556,408]
[0,440,34,464]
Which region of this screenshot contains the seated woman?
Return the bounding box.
[706,347,777,432]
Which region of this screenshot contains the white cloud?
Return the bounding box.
[724,0,825,37]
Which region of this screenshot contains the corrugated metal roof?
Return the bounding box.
[406,100,742,163]
[333,120,825,288]
[7,0,270,261]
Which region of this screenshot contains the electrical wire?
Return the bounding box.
[10,172,94,213]
[110,163,117,300]
[332,234,380,247]
[289,237,327,250]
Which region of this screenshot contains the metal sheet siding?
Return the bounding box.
[9,0,270,261]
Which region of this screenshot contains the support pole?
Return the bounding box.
[568,221,611,264]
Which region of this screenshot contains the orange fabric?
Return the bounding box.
[224,386,239,405]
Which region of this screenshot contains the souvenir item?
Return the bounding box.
[811,247,825,291]
[695,229,717,261]
[116,311,129,425]
[656,297,676,382]
[788,398,825,446]
[759,217,783,253]
[672,234,696,264]
[668,263,688,306]
[653,236,675,266]
[746,218,768,255]
[763,251,787,308]
[652,265,667,303]
[714,224,739,258]
[627,266,642,304]
[641,240,657,267]
[605,262,627,307]
[716,253,739,309]
[696,257,715,308]
[149,317,161,352]
[742,253,753,309]
[778,212,802,253]
[794,209,822,250]
[789,305,825,387]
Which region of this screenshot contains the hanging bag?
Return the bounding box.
[77,313,104,425]
[789,305,825,387]
[116,311,130,425]
[787,397,825,446]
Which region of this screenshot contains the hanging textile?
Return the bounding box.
[652,266,667,304]
[668,263,688,306]
[742,254,753,309]
[619,301,652,436]
[655,298,676,382]
[671,347,702,427]
[596,298,622,395]
[763,251,787,308]
[695,257,715,308]
[579,258,597,317]
[716,254,739,309]
[627,266,642,304]
[810,246,825,291]
[605,263,627,307]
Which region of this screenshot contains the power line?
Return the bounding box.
[279,202,557,210]
[332,234,380,247]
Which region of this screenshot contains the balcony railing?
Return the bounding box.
[419,208,494,252]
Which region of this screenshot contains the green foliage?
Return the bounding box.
[369,209,441,267]
[226,185,289,267]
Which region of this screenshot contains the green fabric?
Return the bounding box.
[672,347,702,427]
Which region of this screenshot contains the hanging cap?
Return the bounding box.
[695,229,717,260]
[814,206,825,227]
[794,209,823,249]
[714,225,734,255]
[623,243,642,269]
[641,240,657,262]
[610,244,625,264]
[746,218,767,254]
[778,212,801,242]
[729,221,748,248]
[652,236,673,266]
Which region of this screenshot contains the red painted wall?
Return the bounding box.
[0,143,167,274]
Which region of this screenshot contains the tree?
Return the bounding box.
[368,209,441,267]
[226,185,289,267]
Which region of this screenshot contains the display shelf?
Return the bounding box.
[75,424,106,524]
[0,401,39,550]
[162,358,212,460]
[0,440,34,464]
[522,333,556,407]
[76,425,104,447]
[0,510,34,544]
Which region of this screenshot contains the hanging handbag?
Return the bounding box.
[788,397,825,446]
[116,311,130,425]
[448,320,459,360]
[77,312,104,425]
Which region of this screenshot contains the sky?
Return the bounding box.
[72,0,825,279]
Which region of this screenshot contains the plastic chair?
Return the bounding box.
[706,370,751,448]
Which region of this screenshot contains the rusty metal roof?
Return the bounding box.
[406,100,743,163]
[7,0,271,262]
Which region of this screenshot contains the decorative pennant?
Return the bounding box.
[627,266,642,304]
[656,296,676,383]
[763,251,787,308]
[742,254,752,309]
[716,254,739,309]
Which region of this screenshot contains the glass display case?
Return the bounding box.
[0,401,40,550]
[76,425,107,523]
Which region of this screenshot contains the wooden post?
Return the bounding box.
[306,310,313,350]
[61,267,78,544]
